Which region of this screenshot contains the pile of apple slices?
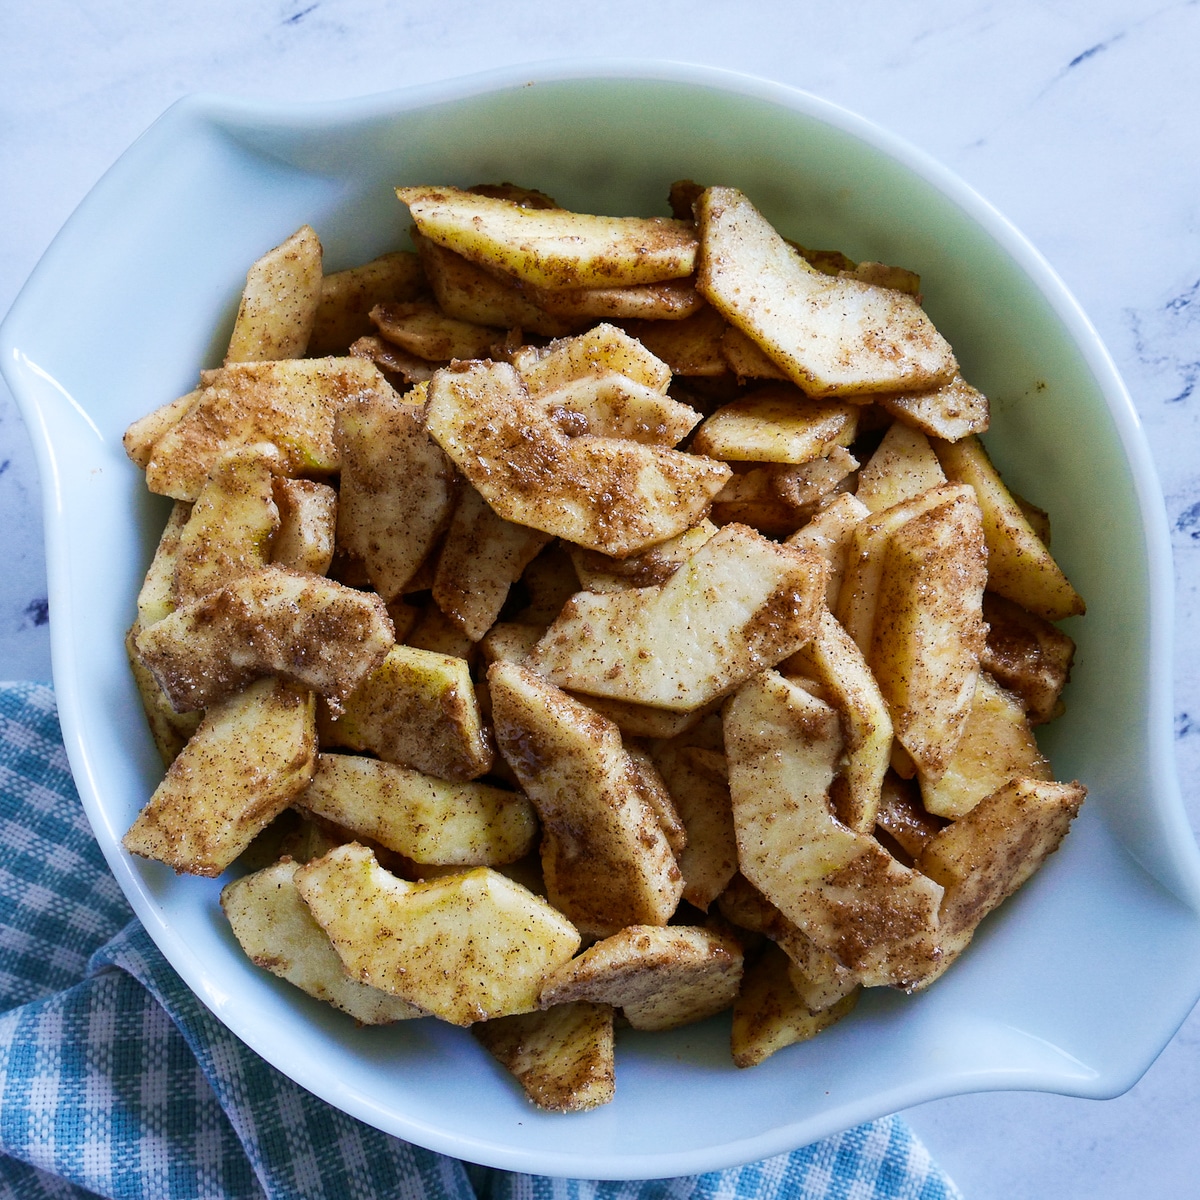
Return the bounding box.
[122,179,1085,1111]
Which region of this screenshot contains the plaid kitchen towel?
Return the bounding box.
[0,682,962,1200]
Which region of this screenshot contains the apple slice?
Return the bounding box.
[397,185,697,289]
[125,626,201,767]
[123,677,316,876]
[370,300,503,362]
[172,446,281,605]
[981,592,1077,725]
[877,373,990,442]
[294,752,535,866]
[124,390,201,469]
[918,672,1052,819]
[691,386,858,463]
[539,925,743,1032]
[488,661,683,937]
[145,357,386,501]
[526,277,703,323]
[513,319,673,389]
[224,225,323,364]
[221,858,424,1024]
[835,483,972,656]
[696,186,957,397]
[868,486,988,780]
[432,485,552,641]
[529,522,825,712]
[621,304,730,377]
[651,742,739,911]
[135,501,192,628]
[295,844,580,1026]
[855,420,947,514]
[568,519,718,595]
[525,372,702,447]
[135,566,394,713]
[934,434,1086,621]
[335,385,458,601]
[724,670,944,988]
[473,1002,614,1112]
[784,608,893,834]
[424,359,729,558]
[731,942,858,1068]
[319,644,493,782]
[917,776,1085,973]
[269,478,337,576]
[308,249,426,356]
[413,233,576,337]
[786,491,870,612]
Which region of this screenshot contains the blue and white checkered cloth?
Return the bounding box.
[0,682,962,1200]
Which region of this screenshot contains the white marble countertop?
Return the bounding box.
[3,3,1198,1195]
